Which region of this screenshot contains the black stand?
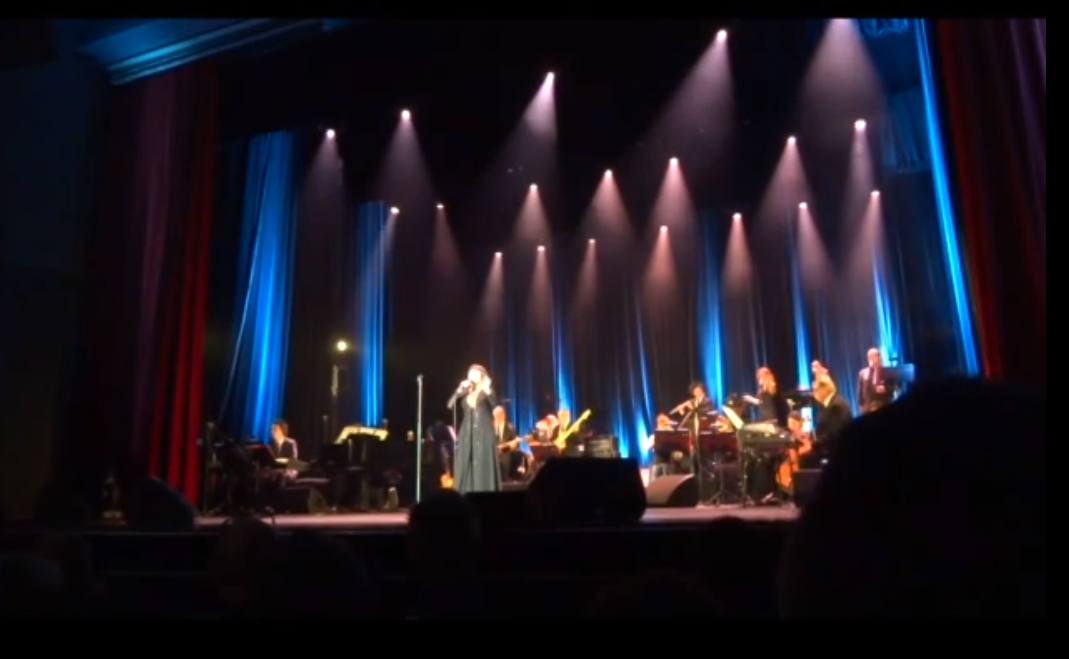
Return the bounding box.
[737,448,757,507]
[679,408,703,503]
[703,450,731,506]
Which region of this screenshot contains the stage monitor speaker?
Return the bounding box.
[527,457,646,526]
[123,477,199,530]
[645,474,699,508]
[793,468,822,508]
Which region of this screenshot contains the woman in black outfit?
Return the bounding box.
[447,364,501,494]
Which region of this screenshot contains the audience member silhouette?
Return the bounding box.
[272,530,374,615]
[406,490,482,617]
[0,555,63,616]
[33,533,106,614]
[210,517,278,615]
[779,378,1045,617]
[586,569,724,617]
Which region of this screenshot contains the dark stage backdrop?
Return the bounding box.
[200,19,1044,484]
[78,61,218,504]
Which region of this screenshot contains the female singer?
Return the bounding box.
[447,364,501,494]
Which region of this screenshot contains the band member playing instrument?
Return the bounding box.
[739,368,789,503]
[745,367,790,427]
[857,347,892,413]
[646,413,690,480]
[670,382,716,419]
[776,411,814,496]
[493,406,526,482]
[259,419,299,510]
[447,364,500,493]
[811,360,834,389]
[813,377,853,457]
[267,419,299,463]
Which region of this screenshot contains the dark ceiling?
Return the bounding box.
[217,20,816,224]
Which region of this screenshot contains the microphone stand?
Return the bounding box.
[415,374,424,503]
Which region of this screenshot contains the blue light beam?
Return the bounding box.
[220,130,298,444]
[915,20,979,374]
[354,201,390,427]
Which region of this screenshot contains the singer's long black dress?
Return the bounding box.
[454,390,501,494]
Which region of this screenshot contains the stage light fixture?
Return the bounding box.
[717,29,727,42]
[436,203,444,210]
[326,128,335,139]
[660,225,668,232]
[336,340,348,352]
[390,207,400,215]
[537,245,546,252]
[733,213,742,221]
[871,190,880,197]
[787,136,796,145]
[669,157,679,166]
[530,184,538,191]
[589,238,596,244]
[799,202,807,210]
[604,169,612,178]
[494,251,502,258]
[401,109,411,120]
[546,72,555,83]
[855,119,866,130]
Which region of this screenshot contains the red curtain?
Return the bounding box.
[80,61,217,503]
[935,20,1045,387]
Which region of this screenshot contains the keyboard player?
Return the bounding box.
[268,419,299,477]
[255,418,300,511]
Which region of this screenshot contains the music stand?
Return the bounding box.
[699,431,739,506]
[652,430,691,461]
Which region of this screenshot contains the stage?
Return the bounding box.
[193,504,799,532]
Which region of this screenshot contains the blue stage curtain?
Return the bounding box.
[353,201,391,427]
[551,265,575,416]
[219,131,298,443]
[696,212,726,405]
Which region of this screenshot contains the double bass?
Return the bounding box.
[776,431,812,491]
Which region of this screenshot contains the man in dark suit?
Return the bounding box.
[262,419,300,511]
[813,380,853,459]
[268,419,299,461]
[493,406,524,481]
[857,347,893,414]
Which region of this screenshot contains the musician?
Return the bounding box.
[268,419,299,461]
[551,409,586,457]
[447,364,501,493]
[646,414,690,480]
[751,367,790,427]
[778,411,815,496]
[258,419,299,510]
[811,360,834,389]
[493,406,525,482]
[813,378,853,457]
[857,347,892,413]
[671,382,715,427]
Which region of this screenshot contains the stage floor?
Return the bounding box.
[194,504,798,531]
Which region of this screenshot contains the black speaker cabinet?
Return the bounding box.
[793,468,822,508]
[645,474,700,508]
[527,457,646,526]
